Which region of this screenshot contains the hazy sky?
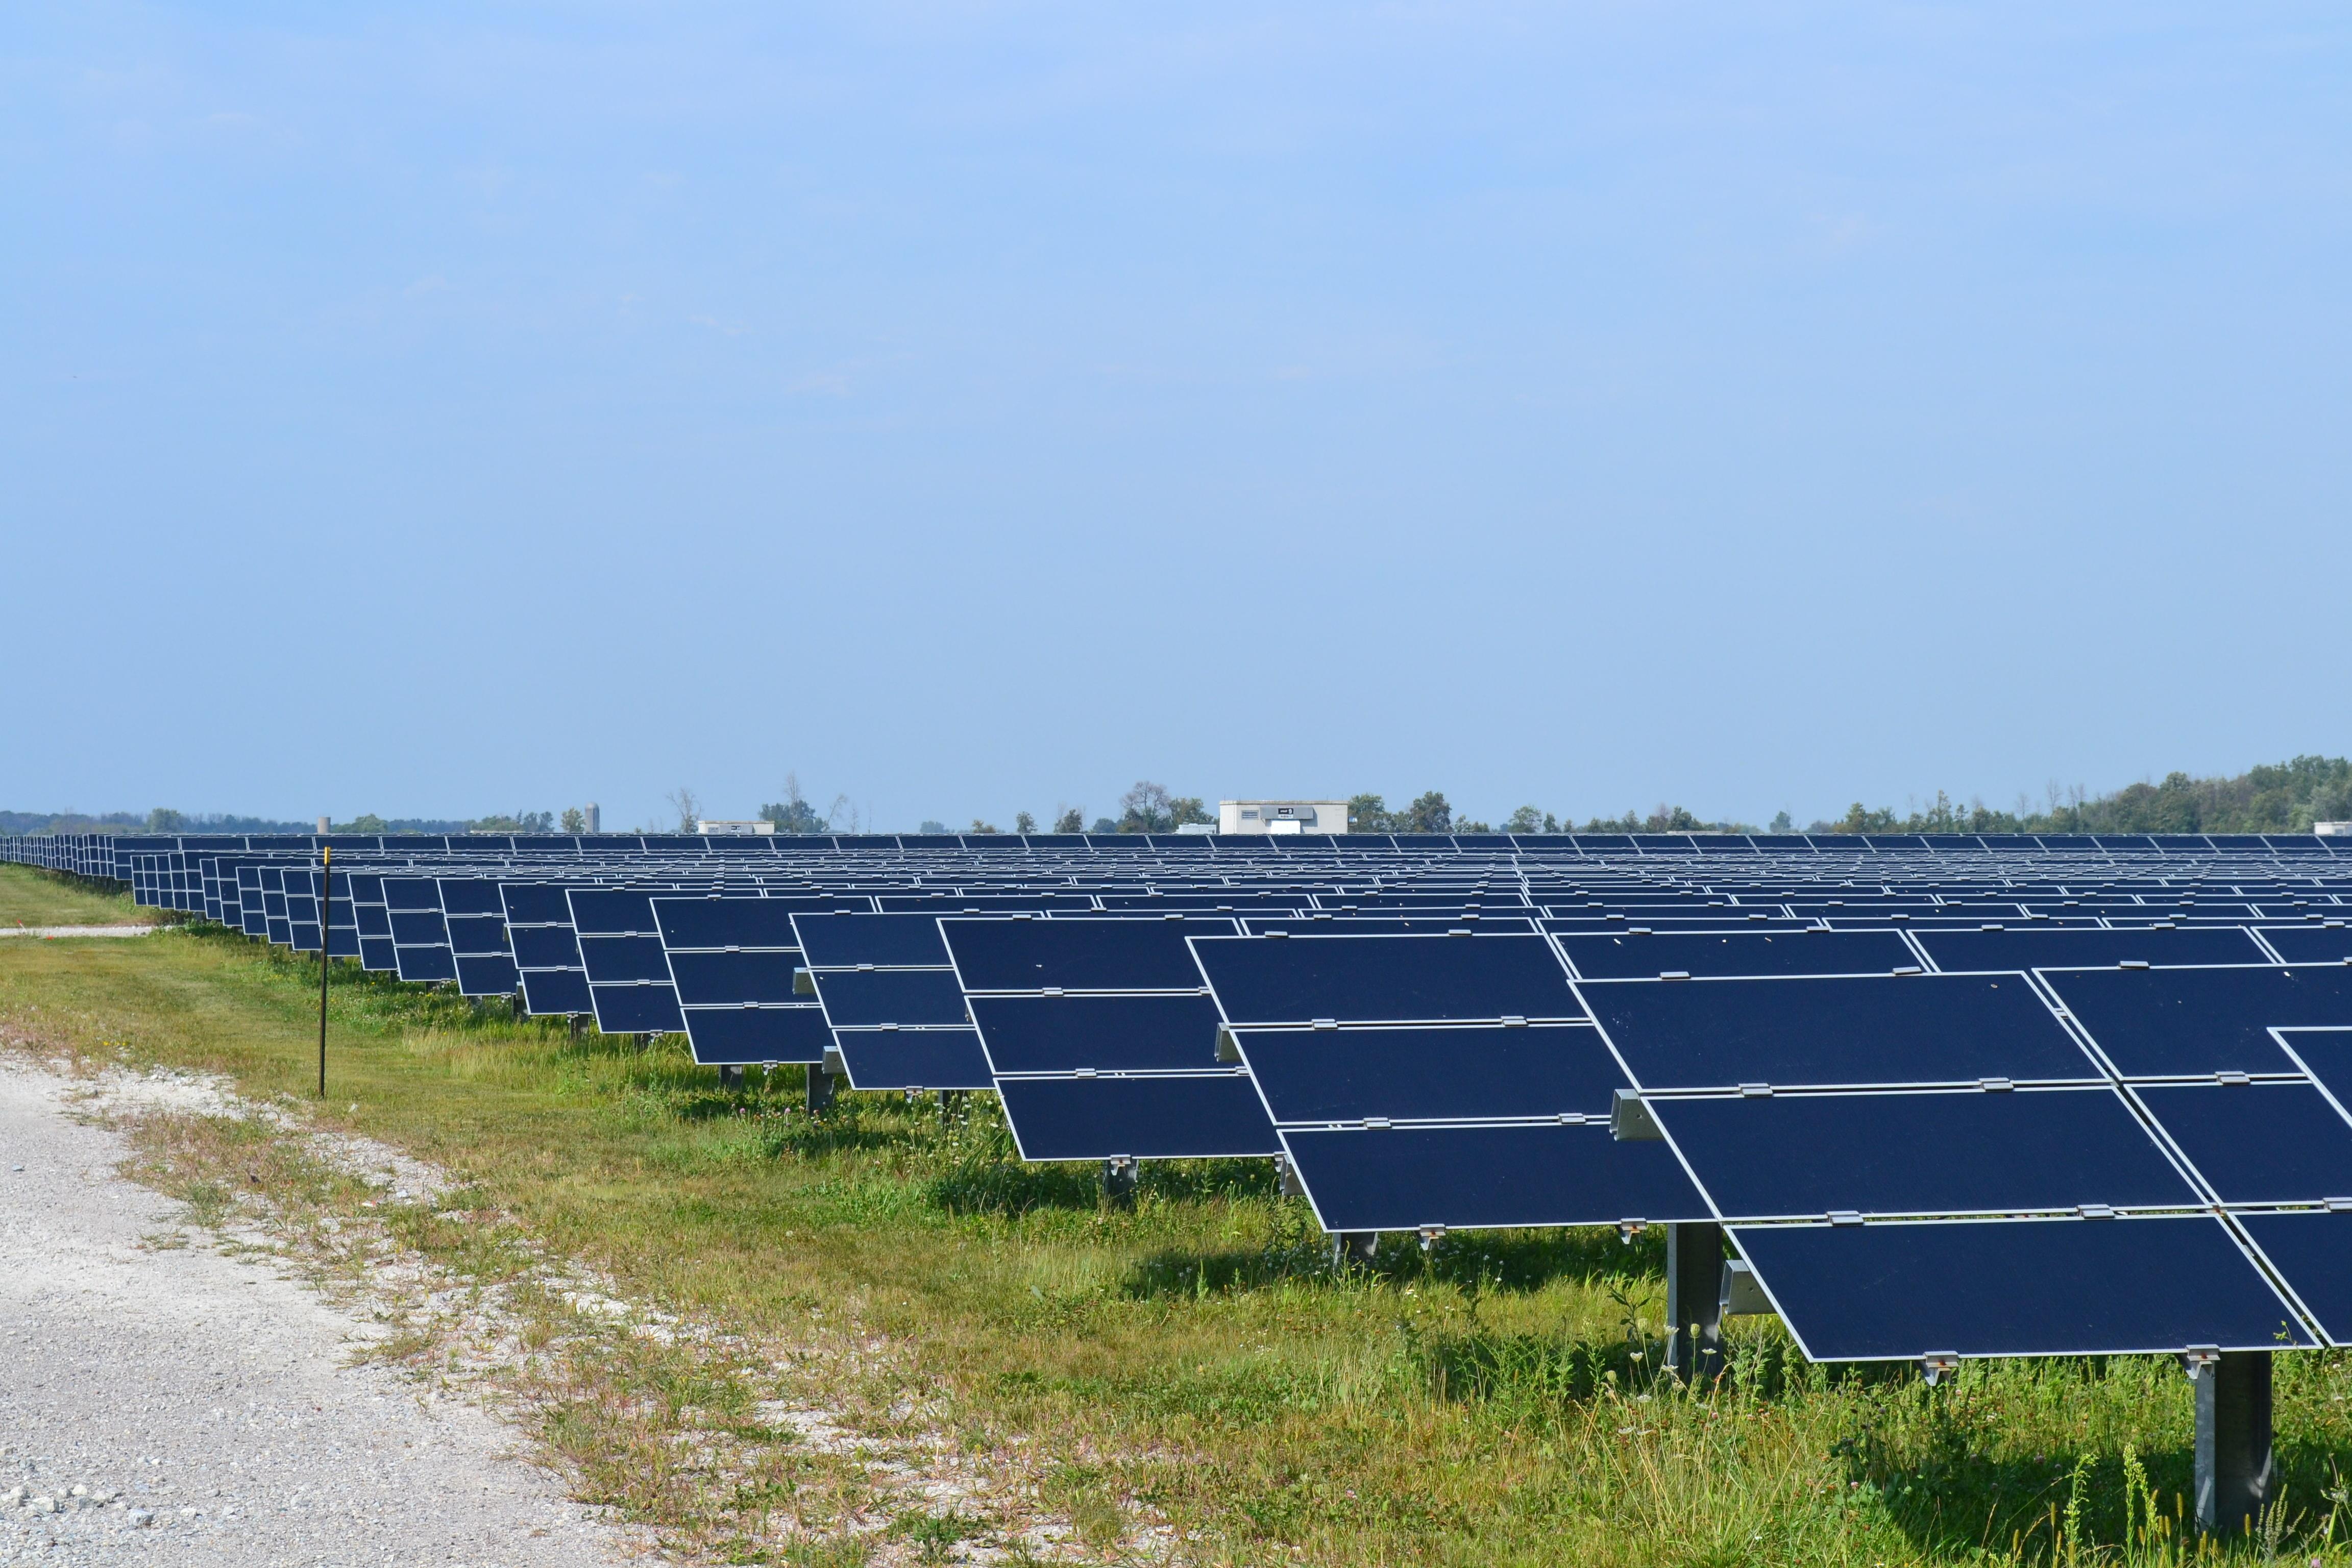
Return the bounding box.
[7,3,2348,831]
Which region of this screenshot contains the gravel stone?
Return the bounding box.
[0,1057,641,1564]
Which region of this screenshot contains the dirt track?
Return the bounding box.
[0,1057,639,1566]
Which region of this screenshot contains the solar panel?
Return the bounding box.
[2130,1082,2352,1204]
[2043,964,2352,1078]
[1913,926,2271,971]
[1231,1022,1628,1125]
[1583,973,2100,1091]
[1731,1217,2310,1362]
[947,916,1238,993]
[1192,933,1583,1026]
[1652,1086,2199,1220]
[994,1074,1280,1160]
[2237,1211,2352,1345]
[1280,1122,1706,1232]
[967,993,1223,1073]
[1557,929,1915,979]
[830,1028,996,1092]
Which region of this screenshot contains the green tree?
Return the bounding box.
[1014,811,1037,834]
[1400,791,1453,833]
[560,807,586,834]
[1346,794,1392,833]
[144,807,187,832]
[1052,807,1086,835]
[760,773,829,835]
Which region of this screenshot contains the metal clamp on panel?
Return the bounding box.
[2182,1345,2222,1381]
[1922,1353,1961,1386]
[1418,1224,1446,1252]
[1616,1218,1647,1244]
[1215,1025,1242,1064]
[794,968,816,996]
[1611,1088,1663,1141]
[822,1047,846,1076]
[1719,1260,1774,1318]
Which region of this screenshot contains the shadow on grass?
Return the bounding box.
[1840,1366,2352,1561]
[1123,1221,1670,1300]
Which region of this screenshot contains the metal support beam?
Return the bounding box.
[1101,1157,1138,1209]
[806,1062,836,1114]
[1665,1221,1725,1383]
[569,1015,585,1043]
[717,1065,744,1091]
[1329,1232,1379,1268]
[2196,1350,2272,1537]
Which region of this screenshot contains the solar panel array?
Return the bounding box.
[13,825,2352,1377]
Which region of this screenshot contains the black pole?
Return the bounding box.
[317,845,332,1099]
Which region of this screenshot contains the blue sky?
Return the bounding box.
[6,3,2347,830]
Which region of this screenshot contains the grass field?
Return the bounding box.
[2,859,2347,1565]
[0,866,164,926]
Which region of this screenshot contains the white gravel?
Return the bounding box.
[0,1059,642,1566]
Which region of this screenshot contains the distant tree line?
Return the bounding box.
[14,755,2345,843]
[1805,755,2352,837]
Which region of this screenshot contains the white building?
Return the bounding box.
[698,819,776,836]
[1218,800,1350,836]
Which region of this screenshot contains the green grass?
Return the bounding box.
[0,865,162,926]
[3,860,2350,1564]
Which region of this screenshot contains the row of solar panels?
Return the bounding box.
[32,829,2352,1368]
[13,827,2352,883]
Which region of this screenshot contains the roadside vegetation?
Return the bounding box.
[4,861,2351,1564]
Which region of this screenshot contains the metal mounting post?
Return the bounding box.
[569,1015,585,1043]
[2194,1349,2272,1537]
[717,1065,744,1090]
[806,1062,837,1114]
[1102,1156,1138,1209]
[1330,1232,1379,1268]
[1665,1221,1725,1383]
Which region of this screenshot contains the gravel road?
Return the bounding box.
[0,1059,641,1566]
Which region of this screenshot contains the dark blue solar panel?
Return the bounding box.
[793,912,953,968]
[1245,916,1539,936]
[569,889,664,936]
[2262,927,2352,964]
[454,954,521,996]
[1281,1122,1706,1231]
[995,1074,1278,1160]
[445,914,510,956]
[1914,926,2270,972]
[1192,934,1582,1026]
[968,993,1222,1073]
[578,934,672,983]
[670,949,805,1006]
[589,982,685,1033]
[653,897,806,950]
[680,1004,831,1065]
[1558,929,1915,979]
[438,879,506,917]
[1733,1217,2309,1361]
[2044,965,2352,1077]
[944,916,1238,992]
[833,1028,995,1091]
[1235,1023,1628,1123]
[812,969,970,1027]
[1583,974,2096,1090]
[512,926,582,968]
[394,944,457,983]
[501,884,578,924]
[1655,1088,2196,1219]
[875,892,1096,913]
[520,969,594,1015]
[2239,1211,2352,1346]
[2135,1082,2352,1204]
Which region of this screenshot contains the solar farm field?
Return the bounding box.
[7,832,2352,1564]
